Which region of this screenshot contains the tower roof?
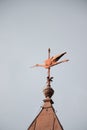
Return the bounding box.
[28,97,64,130]
[28,48,68,130]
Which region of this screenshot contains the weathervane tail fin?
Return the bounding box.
[51,59,69,67]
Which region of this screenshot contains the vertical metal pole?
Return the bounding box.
[48,48,51,87]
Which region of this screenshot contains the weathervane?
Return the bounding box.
[31,48,69,87]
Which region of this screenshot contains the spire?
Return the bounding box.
[28,48,69,130]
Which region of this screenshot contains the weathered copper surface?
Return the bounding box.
[28,97,64,130]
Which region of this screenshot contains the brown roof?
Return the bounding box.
[28,97,64,130]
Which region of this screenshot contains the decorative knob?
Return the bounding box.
[43,87,54,98]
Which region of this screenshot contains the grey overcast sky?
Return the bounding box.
[0,0,87,130]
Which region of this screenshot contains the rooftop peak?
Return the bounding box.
[28,48,68,130]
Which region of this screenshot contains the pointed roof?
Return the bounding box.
[28,97,64,130]
[28,85,64,130]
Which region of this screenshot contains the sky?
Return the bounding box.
[0,0,87,130]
